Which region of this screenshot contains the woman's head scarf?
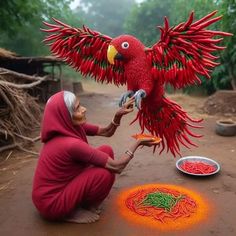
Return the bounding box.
[40,91,87,143]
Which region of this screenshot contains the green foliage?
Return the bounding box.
[0,0,73,35]
[1,0,235,90]
[124,0,173,46]
[62,66,84,80]
[124,0,235,93]
[77,0,136,37]
[167,0,235,92]
[214,0,236,90]
[170,0,222,94]
[0,0,83,56]
[170,0,218,26]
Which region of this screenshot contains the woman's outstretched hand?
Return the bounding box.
[115,97,135,117]
[137,138,158,147]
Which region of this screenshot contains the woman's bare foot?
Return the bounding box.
[88,206,102,215]
[65,208,100,224]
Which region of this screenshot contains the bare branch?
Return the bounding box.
[0,87,15,110]
[0,77,46,89]
[0,142,39,156]
[3,151,13,162]
[0,143,18,153]
[17,146,39,156]
[0,67,49,81]
[13,132,40,142]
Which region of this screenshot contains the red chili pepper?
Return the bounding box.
[191,11,218,27]
[180,161,216,174]
[195,16,222,30]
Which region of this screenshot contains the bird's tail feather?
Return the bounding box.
[131,97,203,157]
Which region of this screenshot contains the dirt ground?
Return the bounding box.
[0,80,236,236]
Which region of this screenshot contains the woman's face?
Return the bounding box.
[72,98,87,125]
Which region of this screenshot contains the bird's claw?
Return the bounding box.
[119,90,134,107]
[134,89,146,109]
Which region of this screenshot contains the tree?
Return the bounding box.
[124,0,234,94]
[214,0,236,90]
[169,0,236,93]
[0,0,73,35]
[170,0,222,94]
[0,0,82,56]
[170,0,217,26]
[76,0,136,37]
[124,0,173,46]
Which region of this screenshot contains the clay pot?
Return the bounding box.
[215,120,236,136]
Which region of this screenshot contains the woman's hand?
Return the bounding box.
[115,97,135,117]
[105,138,158,174]
[137,138,158,147]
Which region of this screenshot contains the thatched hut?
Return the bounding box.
[0,48,64,102]
[0,48,64,154]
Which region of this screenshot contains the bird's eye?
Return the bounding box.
[121,42,129,49]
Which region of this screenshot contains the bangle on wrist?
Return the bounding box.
[125,149,134,158]
[111,118,120,127]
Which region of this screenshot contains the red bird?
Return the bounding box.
[42,11,232,156]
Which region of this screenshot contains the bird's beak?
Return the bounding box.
[107,45,118,65]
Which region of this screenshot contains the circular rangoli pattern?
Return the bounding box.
[117,184,211,231]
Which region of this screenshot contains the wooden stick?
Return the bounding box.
[0,87,15,110]
[0,78,46,89]
[13,133,40,142]
[0,142,39,156]
[4,151,13,162]
[0,67,49,81]
[0,143,18,153]
[17,146,39,156]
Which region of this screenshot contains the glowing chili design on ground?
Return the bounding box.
[117,184,211,231]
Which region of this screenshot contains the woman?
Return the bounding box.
[32,91,157,224]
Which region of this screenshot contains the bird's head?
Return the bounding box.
[107,35,145,64]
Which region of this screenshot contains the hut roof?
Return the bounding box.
[0,48,63,64]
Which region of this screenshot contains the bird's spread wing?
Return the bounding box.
[42,18,126,86]
[146,11,232,89]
